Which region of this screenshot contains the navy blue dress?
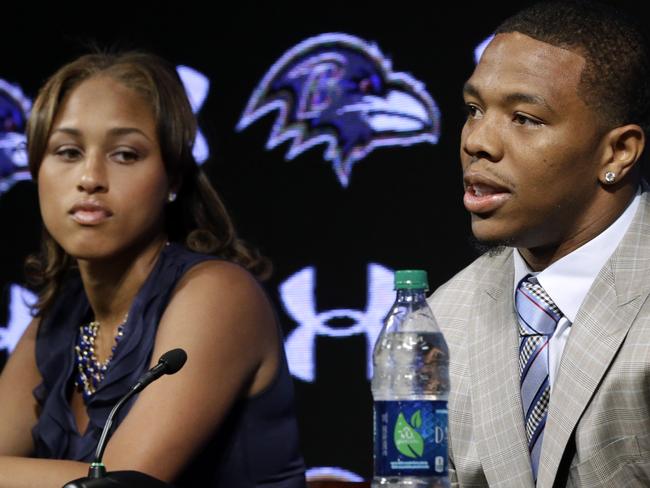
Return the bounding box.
[32,243,306,487]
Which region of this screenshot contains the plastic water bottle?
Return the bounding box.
[372,270,450,488]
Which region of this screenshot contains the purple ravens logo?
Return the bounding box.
[0,79,31,195]
[236,33,440,187]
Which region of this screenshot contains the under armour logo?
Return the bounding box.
[176,65,210,165]
[475,35,494,64]
[280,263,394,382]
[0,284,36,354]
[306,467,364,483]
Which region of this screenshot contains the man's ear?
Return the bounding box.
[599,124,645,185]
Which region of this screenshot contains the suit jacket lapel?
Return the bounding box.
[469,254,536,487]
[538,192,650,487]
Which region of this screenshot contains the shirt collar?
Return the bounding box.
[513,189,641,322]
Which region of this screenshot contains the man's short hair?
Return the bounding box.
[495,0,650,136]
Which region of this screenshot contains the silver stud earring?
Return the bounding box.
[167,191,177,203]
[604,171,616,184]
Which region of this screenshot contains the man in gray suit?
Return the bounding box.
[429,2,650,486]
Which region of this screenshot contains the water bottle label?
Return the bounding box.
[373,400,448,477]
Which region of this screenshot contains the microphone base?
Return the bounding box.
[63,470,173,488]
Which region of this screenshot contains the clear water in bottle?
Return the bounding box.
[372,270,450,488]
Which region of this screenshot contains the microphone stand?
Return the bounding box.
[62,349,187,488]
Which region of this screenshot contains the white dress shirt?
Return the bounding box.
[513,189,641,387]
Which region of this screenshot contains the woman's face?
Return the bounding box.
[38,75,171,261]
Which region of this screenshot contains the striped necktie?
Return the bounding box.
[515,275,562,481]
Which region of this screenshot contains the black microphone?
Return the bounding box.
[132,348,187,393]
[63,348,187,488]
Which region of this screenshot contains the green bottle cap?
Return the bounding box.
[394,270,429,291]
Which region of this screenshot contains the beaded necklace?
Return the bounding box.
[74,314,128,402]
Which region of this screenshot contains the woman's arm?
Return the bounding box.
[0,318,41,456]
[0,457,88,488]
[96,260,280,481]
[0,318,90,486]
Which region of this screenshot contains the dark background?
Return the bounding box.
[1,0,648,480]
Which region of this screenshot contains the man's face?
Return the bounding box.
[461,32,607,251]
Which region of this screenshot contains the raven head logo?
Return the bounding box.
[0,79,31,195]
[237,33,440,187]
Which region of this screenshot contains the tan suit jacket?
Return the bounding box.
[429,192,650,487]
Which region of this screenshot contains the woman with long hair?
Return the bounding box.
[0,51,305,487]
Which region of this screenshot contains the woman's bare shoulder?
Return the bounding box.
[156,258,275,351]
